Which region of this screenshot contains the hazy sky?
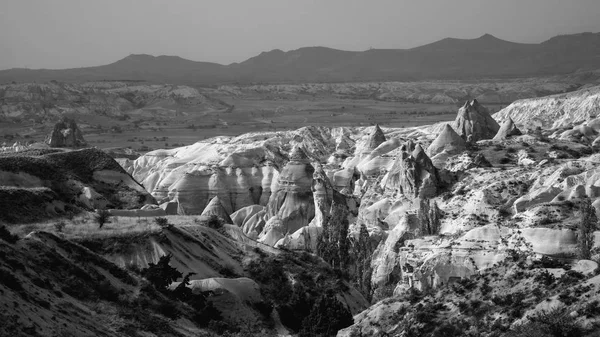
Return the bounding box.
[2,0,600,70]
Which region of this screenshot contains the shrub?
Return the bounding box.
[154,217,169,227]
[499,157,512,164]
[216,264,238,278]
[512,307,586,337]
[534,270,555,286]
[299,292,353,337]
[141,254,182,291]
[54,221,66,232]
[95,209,111,229]
[0,225,19,243]
[206,215,223,229]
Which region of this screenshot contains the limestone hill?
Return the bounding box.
[0,148,153,222]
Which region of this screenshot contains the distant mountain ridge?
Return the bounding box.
[2,32,600,85]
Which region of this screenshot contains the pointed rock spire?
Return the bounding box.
[411,144,426,159]
[493,117,522,140]
[454,99,500,142]
[427,124,467,157]
[289,145,310,163]
[201,196,233,224]
[367,124,387,150]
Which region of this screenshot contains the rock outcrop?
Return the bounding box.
[200,196,233,224]
[381,144,439,198]
[494,117,523,139]
[265,146,315,236]
[427,124,467,157]
[454,99,500,142]
[46,118,87,148]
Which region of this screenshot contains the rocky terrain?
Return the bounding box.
[117,84,600,335]
[0,147,154,223]
[3,82,600,336]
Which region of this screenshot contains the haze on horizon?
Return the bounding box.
[1,0,600,70]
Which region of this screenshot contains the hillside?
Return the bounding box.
[0,148,154,223]
[1,32,600,84]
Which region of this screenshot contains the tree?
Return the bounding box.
[350,224,373,301]
[578,198,597,259]
[299,291,354,337]
[317,196,350,270]
[95,209,111,229]
[141,254,183,291]
[154,217,170,228]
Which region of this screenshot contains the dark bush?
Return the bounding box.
[534,270,555,286]
[499,157,512,164]
[141,254,182,291]
[154,217,169,227]
[206,215,224,229]
[95,209,111,229]
[0,225,19,243]
[299,292,353,337]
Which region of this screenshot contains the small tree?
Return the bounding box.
[141,254,182,292]
[54,221,66,233]
[95,209,111,229]
[206,215,224,229]
[299,291,354,337]
[578,198,597,259]
[154,217,170,228]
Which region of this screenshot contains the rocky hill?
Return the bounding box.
[0,148,154,222]
[113,84,600,335]
[4,83,600,335]
[0,81,229,121]
[0,221,368,336]
[2,32,600,84]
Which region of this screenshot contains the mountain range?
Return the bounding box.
[2,32,600,85]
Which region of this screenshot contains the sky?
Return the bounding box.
[1,0,600,70]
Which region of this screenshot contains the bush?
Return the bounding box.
[534,270,555,286]
[154,217,169,227]
[95,209,111,229]
[499,157,512,164]
[54,221,66,232]
[206,215,224,229]
[0,225,19,243]
[510,307,585,337]
[299,292,353,337]
[141,254,182,291]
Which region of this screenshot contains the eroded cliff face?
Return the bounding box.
[264,146,316,239]
[494,85,600,129]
